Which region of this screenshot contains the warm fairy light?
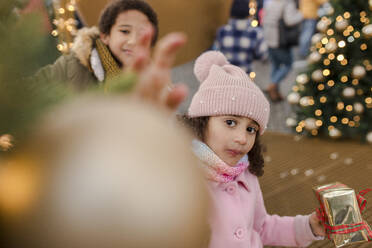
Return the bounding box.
[352,79,359,85]
[329,38,336,43]
[343,30,350,36]
[311,130,318,136]
[341,75,348,82]
[249,72,256,78]
[346,105,353,111]
[327,80,335,86]
[58,8,65,14]
[316,42,323,49]
[316,120,323,126]
[57,44,64,51]
[337,102,345,110]
[361,11,367,17]
[328,53,335,60]
[320,96,327,103]
[318,84,325,90]
[67,4,75,12]
[299,121,306,128]
[357,89,364,95]
[337,54,345,61]
[321,37,329,44]
[347,36,355,42]
[354,31,361,38]
[292,85,299,92]
[361,44,367,50]
[0,134,13,151]
[51,30,58,36]
[344,12,351,19]
[338,40,346,48]
[328,125,335,131]
[309,99,315,105]
[323,59,331,65]
[296,126,303,133]
[341,118,349,124]
[315,110,322,116]
[366,97,372,104]
[348,121,356,127]
[323,69,330,76]
[319,48,326,54]
[336,16,343,22]
[347,26,354,32]
[341,59,348,65]
[327,29,334,36]
[251,20,259,27]
[354,116,361,122]
[330,116,338,123]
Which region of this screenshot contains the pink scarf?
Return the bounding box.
[192,140,249,183]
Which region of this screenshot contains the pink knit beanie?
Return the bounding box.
[188,51,270,135]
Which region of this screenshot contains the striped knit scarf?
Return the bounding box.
[95,39,122,80]
[192,140,249,183]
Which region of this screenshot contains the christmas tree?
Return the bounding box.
[287,0,372,143]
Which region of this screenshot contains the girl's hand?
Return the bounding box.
[309,212,326,237]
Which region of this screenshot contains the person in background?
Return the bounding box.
[262,0,302,102]
[212,0,267,74]
[298,0,328,58]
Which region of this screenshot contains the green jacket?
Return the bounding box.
[34,27,101,91]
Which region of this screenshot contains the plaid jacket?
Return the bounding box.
[213,18,268,74]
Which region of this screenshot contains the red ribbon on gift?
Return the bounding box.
[315,184,372,240]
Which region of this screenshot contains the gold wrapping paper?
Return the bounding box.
[313,182,371,248]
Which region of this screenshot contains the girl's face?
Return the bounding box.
[204,116,258,166]
[100,10,153,68]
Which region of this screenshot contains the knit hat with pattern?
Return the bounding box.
[188,51,270,135]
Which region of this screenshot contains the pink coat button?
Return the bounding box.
[234,228,244,239]
[226,185,236,194]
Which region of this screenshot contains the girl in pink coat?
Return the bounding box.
[182,51,325,248]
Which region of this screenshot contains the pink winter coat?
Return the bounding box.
[206,168,319,248]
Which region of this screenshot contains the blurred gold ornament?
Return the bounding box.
[335,19,349,31]
[362,24,372,38]
[367,132,372,144]
[287,92,301,104]
[0,156,41,218]
[353,102,364,113]
[312,69,324,82]
[296,74,309,84]
[304,118,318,131]
[299,96,312,107]
[352,65,366,79]
[329,128,341,138]
[317,19,329,33]
[0,134,13,151]
[325,41,337,53]
[342,87,356,98]
[286,117,297,127]
[312,33,324,44]
[308,51,322,63]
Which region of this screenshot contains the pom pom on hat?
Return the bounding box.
[189,51,270,135]
[194,51,229,83]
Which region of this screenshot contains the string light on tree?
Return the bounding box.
[308,51,322,64]
[312,69,324,82]
[335,17,349,31]
[296,74,309,85]
[52,0,79,53]
[342,87,356,98]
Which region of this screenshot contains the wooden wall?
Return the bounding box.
[77,0,232,65]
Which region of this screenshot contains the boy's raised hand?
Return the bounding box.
[129,28,188,111]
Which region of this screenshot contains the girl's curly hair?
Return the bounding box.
[178,115,265,177]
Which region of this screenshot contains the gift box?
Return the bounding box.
[313,182,372,248]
